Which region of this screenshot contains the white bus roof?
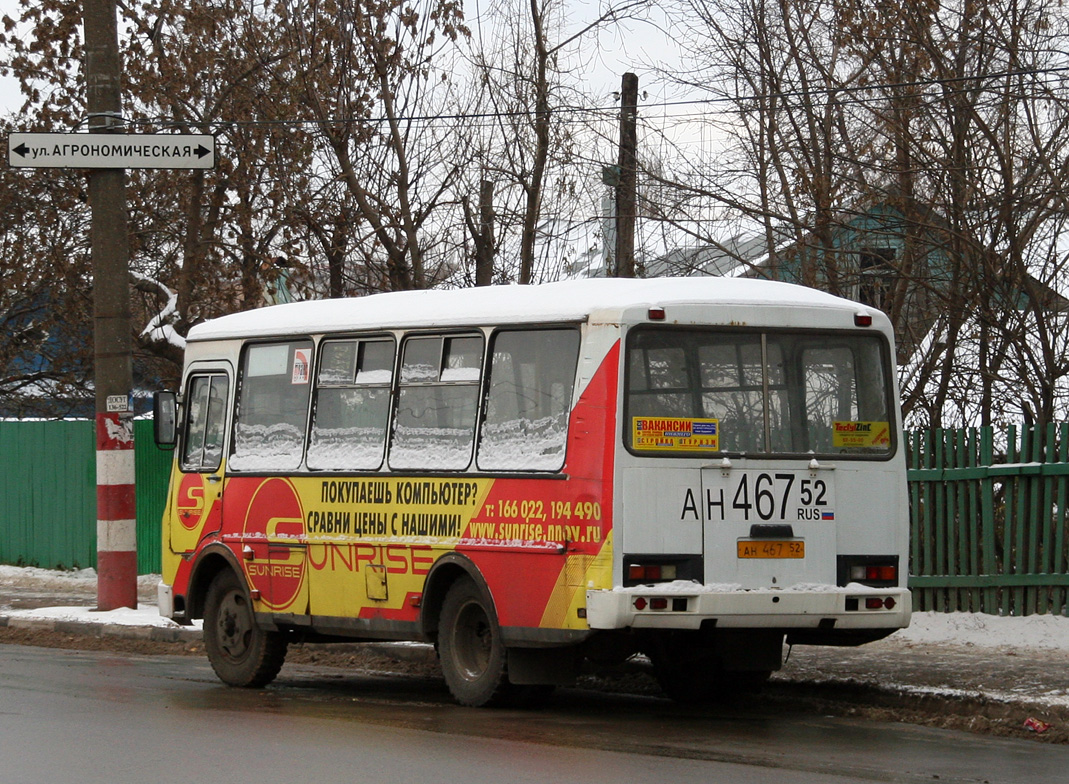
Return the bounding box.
[187,277,876,342]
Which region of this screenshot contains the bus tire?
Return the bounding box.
[203,569,287,688]
[438,577,510,707]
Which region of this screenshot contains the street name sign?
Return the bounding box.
[7,132,216,169]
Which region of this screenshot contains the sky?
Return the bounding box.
[0,1,683,123]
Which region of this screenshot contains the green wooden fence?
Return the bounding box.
[3,420,1069,616]
[908,424,1069,617]
[0,419,172,575]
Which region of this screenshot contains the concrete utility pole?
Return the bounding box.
[84,0,137,610]
[475,179,495,287]
[614,72,638,278]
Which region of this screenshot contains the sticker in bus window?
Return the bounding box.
[632,417,719,451]
[292,348,311,385]
[832,421,890,448]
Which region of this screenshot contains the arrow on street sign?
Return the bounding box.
[6,132,216,169]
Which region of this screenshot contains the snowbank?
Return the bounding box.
[5,603,201,630]
[0,565,159,593]
[895,611,1069,651]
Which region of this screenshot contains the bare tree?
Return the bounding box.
[0,0,320,389]
[650,0,1069,428]
[461,0,649,284]
[0,139,95,414]
[275,0,470,292]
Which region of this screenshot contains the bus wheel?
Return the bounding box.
[438,577,509,707]
[203,569,287,688]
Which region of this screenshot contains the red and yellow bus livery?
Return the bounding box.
[154,278,911,706]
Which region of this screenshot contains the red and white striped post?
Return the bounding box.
[97,410,138,609]
[85,0,137,611]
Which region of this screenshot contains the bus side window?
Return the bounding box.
[390,334,483,471]
[478,329,579,472]
[308,338,395,470]
[180,374,229,473]
[229,341,313,472]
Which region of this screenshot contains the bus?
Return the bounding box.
[153,277,911,706]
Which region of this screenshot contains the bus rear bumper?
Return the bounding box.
[585,585,911,632]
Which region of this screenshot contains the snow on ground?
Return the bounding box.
[1,565,1067,645]
[7,603,201,629]
[0,565,197,629]
[0,564,158,594]
[897,611,1069,651]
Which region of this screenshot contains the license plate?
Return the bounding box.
[737,540,805,559]
[704,470,835,524]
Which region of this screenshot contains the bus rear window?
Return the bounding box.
[626,328,893,458]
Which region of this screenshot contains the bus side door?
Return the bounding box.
[223,340,314,616]
[170,368,232,556]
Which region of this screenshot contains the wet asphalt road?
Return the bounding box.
[2,643,1068,784]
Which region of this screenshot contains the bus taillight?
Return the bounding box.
[628,564,677,582]
[838,556,900,587]
[851,564,897,583]
[865,597,897,610]
[624,556,702,586]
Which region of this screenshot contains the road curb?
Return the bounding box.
[0,612,438,661]
[0,613,202,643]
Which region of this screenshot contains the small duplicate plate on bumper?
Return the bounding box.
[737,540,805,558]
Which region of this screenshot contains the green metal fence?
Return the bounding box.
[4,420,1069,615]
[0,419,172,575]
[908,425,1069,617]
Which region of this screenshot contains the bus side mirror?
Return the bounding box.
[153,391,178,448]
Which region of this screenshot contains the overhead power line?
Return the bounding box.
[107,65,1069,133]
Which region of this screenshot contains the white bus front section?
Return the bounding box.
[585,303,912,643]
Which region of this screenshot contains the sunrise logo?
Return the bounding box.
[242,477,307,611]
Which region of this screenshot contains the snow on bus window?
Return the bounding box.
[391,385,479,469]
[389,334,483,470]
[478,329,579,472]
[308,338,395,470]
[308,388,392,469]
[400,337,440,383]
[318,341,357,385]
[441,336,482,382]
[230,341,313,471]
[356,340,394,384]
